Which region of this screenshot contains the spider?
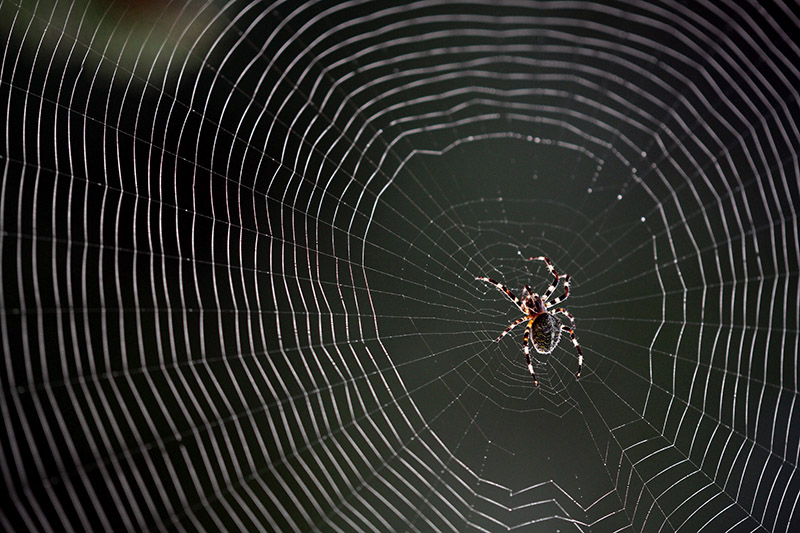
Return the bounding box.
[476,255,582,386]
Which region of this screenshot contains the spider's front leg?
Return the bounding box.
[520,254,570,304]
[475,277,526,313]
[554,308,583,378]
[522,318,538,386]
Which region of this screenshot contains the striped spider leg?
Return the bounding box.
[475,277,538,382]
[553,308,583,378]
[474,277,526,313]
[520,253,570,307]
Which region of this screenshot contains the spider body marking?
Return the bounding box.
[530,313,562,355]
[476,256,582,386]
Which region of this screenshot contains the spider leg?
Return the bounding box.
[554,308,583,378]
[520,254,569,303]
[495,316,528,342]
[522,318,538,386]
[546,274,570,307]
[475,277,526,313]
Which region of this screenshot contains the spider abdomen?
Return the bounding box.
[531,313,562,355]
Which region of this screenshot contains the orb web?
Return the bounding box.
[1,0,799,531]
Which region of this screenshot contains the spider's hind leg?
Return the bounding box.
[553,308,582,378]
[522,318,538,386]
[561,325,583,378]
[496,316,527,342]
